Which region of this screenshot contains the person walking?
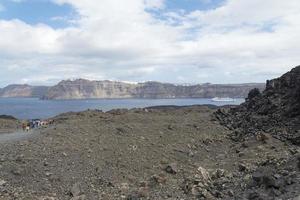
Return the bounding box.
[22,122,26,131]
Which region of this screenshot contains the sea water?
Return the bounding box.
[0,98,245,119]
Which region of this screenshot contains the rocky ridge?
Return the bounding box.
[216,65,300,144]
[214,66,300,199]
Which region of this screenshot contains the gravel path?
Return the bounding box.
[0,130,38,143]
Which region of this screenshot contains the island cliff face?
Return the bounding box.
[0,80,265,99]
[0,84,49,98]
[44,79,137,99]
[42,79,265,99]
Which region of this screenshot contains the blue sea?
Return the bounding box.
[0,98,245,119]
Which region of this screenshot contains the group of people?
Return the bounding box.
[22,119,53,132]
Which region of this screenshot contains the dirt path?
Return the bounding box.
[0,130,38,143]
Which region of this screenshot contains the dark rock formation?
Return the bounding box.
[216,66,300,144]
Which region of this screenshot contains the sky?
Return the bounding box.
[0,0,300,87]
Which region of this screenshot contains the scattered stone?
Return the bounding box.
[45,172,53,177]
[120,183,129,194]
[252,169,285,189]
[241,142,249,148]
[238,164,248,172]
[165,163,178,174]
[227,190,234,197]
[167,125,174,130]
[126,194,139,200]
[211,169,226,179]
[196,166,211,182]
[248,192,261,200]
[137,186,149,198]
[38,196,58,200]
[0,179,6,186]
[11,168,22,176]
[256,132,271,144]
[38,197,58,200]
[191,187,215,199]
[70,183,83,197]
[238,152,245,157]
[149,174,167,186]
[70,195,86,200]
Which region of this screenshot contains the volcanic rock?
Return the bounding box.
[216,65,300,144]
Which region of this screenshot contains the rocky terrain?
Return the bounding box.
[0,105,298,200]
[216,66,300,144]
[0,66,299,200]
[0,80,264,99]
[214,65,300,199]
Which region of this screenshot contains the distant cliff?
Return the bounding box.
[0,80,265,99]
[43,79,137,99]
[0,84,49,98]
[42,79,265,100]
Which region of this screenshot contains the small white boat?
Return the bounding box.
[211,97,236,102]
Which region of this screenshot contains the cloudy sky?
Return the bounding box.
[0,0,300,87]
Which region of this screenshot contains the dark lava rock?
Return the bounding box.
[215,65,300,144]
[248,191,262,200]
[165,163,178,174]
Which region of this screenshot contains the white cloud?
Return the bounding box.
[0,0,300,86]
[144,0,165,9]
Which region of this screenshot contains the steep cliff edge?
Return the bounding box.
[216,65,300,144]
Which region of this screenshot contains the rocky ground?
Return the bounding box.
[0,105,299,200]
[215,66,300,145]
